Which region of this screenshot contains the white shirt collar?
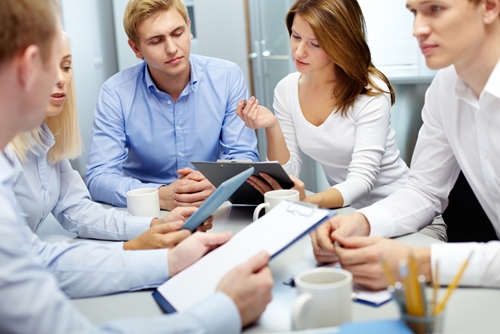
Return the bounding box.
[455,58,500,108]
[0,152,14,185]
[482,57,500,101]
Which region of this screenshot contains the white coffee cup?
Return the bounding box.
[291,268,353,331]
[253,189,300,221]
[126,188,160,217]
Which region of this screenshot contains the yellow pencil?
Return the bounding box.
[399,259,417,315]
[434,250,474,315]
[408,252,425,316]
[432,261,439,315]
[380,256,396,286]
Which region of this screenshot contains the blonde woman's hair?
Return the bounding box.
[124,0,189,46]
[286,0,395,116]
[10,33,82,163]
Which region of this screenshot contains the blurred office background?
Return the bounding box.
[61,0,435,193]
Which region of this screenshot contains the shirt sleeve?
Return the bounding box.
[52,158,151,240]
[332,91,392,207]
[85,85,165,207]
[28,229,168,298]
[0,216,241,334]
[358,72,460,237]
[273,76,303,178]
[431,241,500,288]
[219,65,259,162]
[102,292,241,334]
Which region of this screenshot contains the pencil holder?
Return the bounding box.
[400,309,445,334]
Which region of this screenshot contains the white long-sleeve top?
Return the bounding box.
[7,123,152,240]
[360,61,500,287]
[274,72,408,209]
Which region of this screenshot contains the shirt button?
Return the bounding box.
[178,152,184,157]
[176,126,181,131]
[167,100,172,105]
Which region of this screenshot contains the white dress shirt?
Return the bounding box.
[7,123,151,240]
[0,152,241,333]
[274,72,408,209]
[360,61,500,287]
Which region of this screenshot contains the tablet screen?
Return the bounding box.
[181,167,254,231]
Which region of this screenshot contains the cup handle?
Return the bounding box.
[253,203,270,221]
[291,293,312,331]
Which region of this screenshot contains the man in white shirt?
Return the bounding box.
[0,1,273,332]
[311,0,500,290]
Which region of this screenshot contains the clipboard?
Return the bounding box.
[153,200,336,314]
[192,161,294,205]
[181,167,254,232]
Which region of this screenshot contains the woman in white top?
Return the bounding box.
[237,0,445,239]
[8,32,210,250]
[266,71,407,210]
[238,0,406,209]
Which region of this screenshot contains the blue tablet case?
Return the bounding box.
[181,167,254,232]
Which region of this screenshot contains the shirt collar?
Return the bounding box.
[0,152,14,186]
[455,68,477,106]
[144,58,199,95]
[455,58,500,106]
[482,57,500,101]
[37,123,55,155]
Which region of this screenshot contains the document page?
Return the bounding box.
[156,200,333,312]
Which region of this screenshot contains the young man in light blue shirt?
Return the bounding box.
[86,0,259,211]
[0,1,273,332]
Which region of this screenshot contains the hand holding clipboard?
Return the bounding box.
[154,200,335,313]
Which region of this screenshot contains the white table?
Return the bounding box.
[38,203,500,333]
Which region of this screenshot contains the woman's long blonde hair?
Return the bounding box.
[286,0,395,116]
[10,32,82,163]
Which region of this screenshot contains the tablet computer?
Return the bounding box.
[192,161,293,205]
[181,167,254,232]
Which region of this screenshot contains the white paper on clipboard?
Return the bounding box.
[155,200,334,313]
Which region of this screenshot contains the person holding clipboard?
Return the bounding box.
[312,0,500,290]
[236,0,446,240]
[0,2,273,331]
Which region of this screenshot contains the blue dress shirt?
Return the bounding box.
[7,123,152,240]
[0,152,241,333]
[86,54,259,207]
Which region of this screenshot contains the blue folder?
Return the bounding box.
[339,319,413,333]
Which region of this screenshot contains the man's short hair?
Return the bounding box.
[124,0,189,45]
[0,0,60,66]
